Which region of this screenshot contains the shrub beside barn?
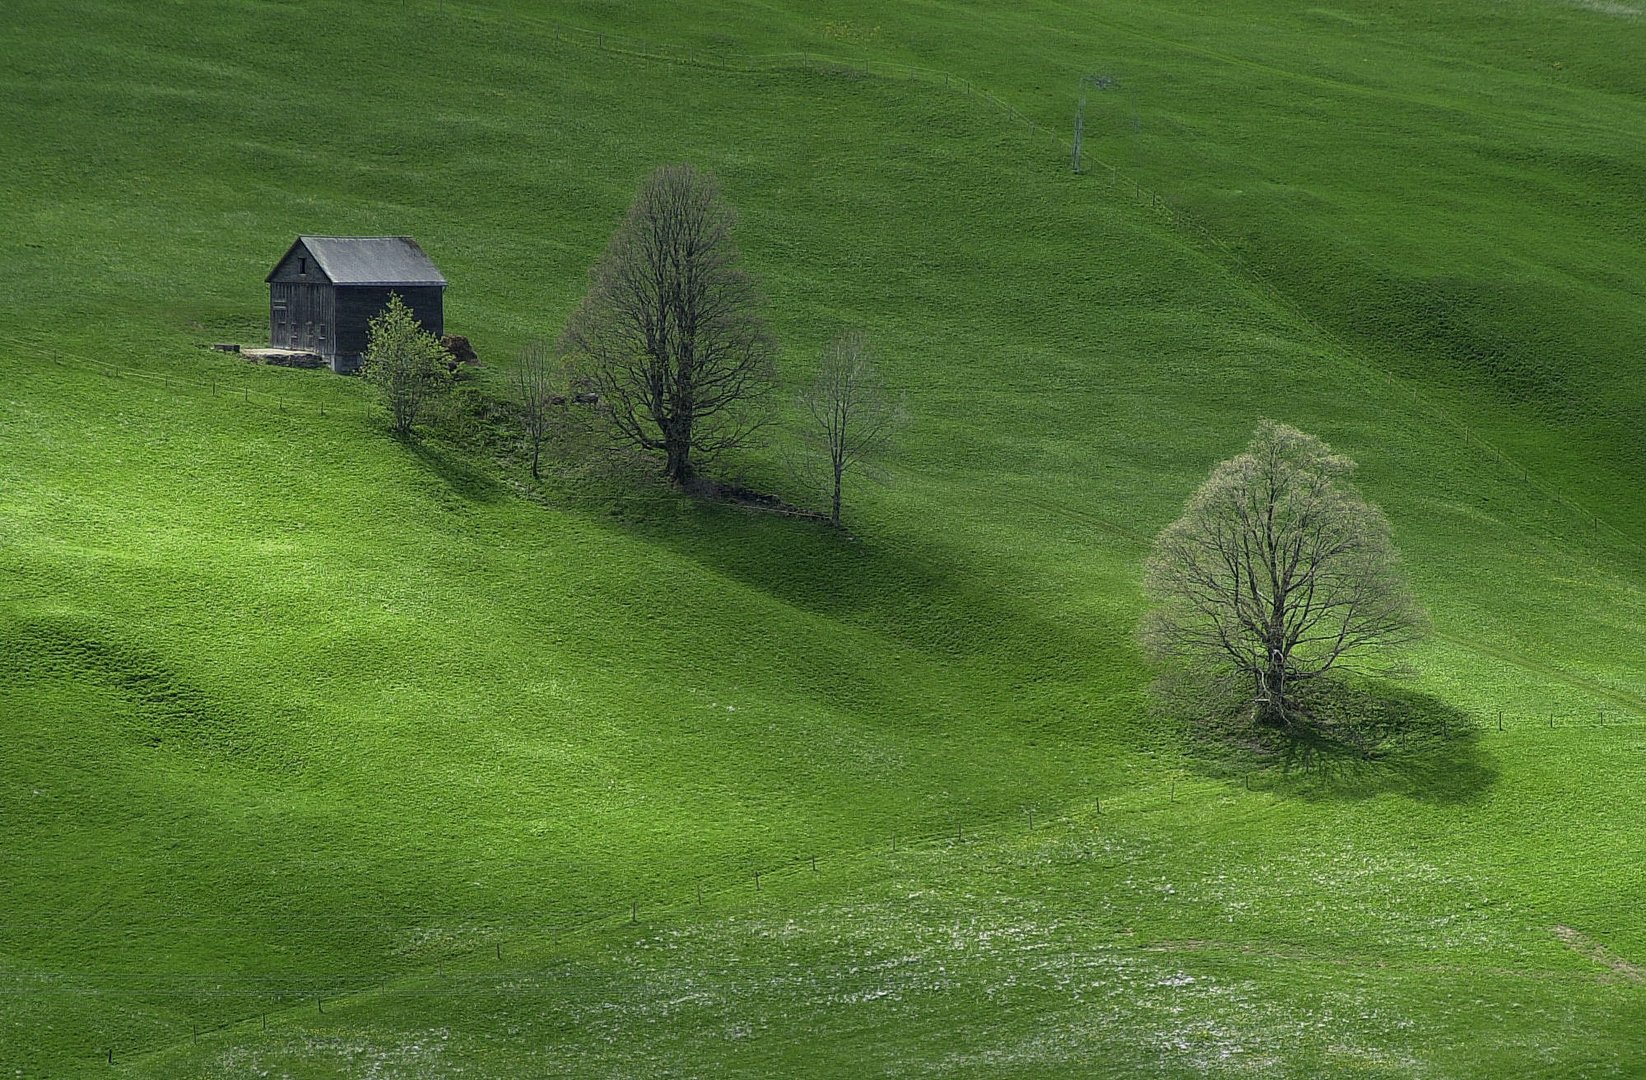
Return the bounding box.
[266,236,446,373]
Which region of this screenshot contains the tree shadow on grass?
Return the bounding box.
[1174,676,1499,805]
[406,437,505,506]
[617,496,1101,673]
[406,405,1105,679]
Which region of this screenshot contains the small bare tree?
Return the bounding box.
[559,163,776,485]
[798,330,904,527]
[361,293,451,437]
[1142,421,1427,729]
[512,339,563,479]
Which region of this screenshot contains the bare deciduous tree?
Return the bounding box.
[798,330,904,527]
[361,293,451,437]
[1142,421,1427,728]
[559,163,776,485]
[512,339,563,479]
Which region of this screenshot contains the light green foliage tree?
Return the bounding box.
[1142,421,1428,729]
[798,329,905,527]
[361,293,451,437]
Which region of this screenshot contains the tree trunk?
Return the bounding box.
[665,436,692,485]
[1256,647,1292,728]
[531,441,541,480]
[830,464,843,527]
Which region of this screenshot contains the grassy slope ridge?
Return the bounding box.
[0,0,1644,1075]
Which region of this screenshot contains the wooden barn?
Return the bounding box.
[266,236,447,373]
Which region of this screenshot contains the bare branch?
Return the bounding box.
[559,164,776,485]
[511,339,565,480]
[794,329,906,527]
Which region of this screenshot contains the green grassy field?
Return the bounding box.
[2,0,1645,1075]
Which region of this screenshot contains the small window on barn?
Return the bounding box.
[298,257,308,276]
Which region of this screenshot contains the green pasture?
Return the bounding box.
[1,0,1643,1075]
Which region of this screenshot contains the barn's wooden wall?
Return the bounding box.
[267,242,322,284]
[333,286,445,371]
[269,281,336,355]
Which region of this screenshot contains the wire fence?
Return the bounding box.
[32,701,1644,1070]
[39,686,1646,1069]
[58,793,1090,1065]
[15,335,342,416]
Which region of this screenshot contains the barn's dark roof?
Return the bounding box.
[268,236,447,286]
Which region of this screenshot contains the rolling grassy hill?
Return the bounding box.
[1,0,1644,1075]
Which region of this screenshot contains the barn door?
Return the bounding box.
[293,285,317,351]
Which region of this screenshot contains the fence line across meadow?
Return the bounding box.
[0,774,1368,1064]
[26,694,1646,1067]
[80,789,1132,1067]
[17,328,1637,567]
[16,340,1627,641]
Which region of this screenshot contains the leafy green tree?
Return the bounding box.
[361,293,451,437]
[1143,421,1427,729]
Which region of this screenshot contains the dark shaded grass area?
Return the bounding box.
[1172,676,1498,805]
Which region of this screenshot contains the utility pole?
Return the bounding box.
[1072,74,1117,174]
